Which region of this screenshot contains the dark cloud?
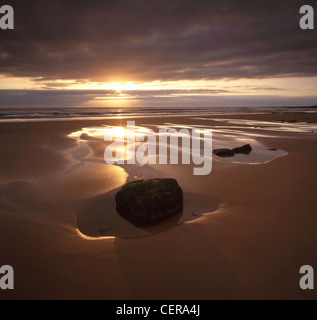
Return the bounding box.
[1,89,316,108]
[0,88,230,107]
[0,0,316,82]
[0,86,311,108]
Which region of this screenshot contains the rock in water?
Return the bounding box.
[232,144,252,155]
[115,178,183,226]
[213,144,252,157]
[212,148,235,157]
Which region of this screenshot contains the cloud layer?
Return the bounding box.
[1,0,316,82]
[1,88,316,108]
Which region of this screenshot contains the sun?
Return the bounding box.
[108,82,138,97]
[114,88,125,96]
[112,86,128,97]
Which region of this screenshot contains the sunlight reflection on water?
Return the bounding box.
[68,121,289,166]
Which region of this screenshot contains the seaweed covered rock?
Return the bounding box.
[115,178,183,226]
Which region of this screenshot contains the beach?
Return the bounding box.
[1,111,317,299]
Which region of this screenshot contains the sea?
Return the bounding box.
[0,105,316,123]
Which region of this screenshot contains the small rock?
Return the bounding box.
[232,144,252,155]
[212,148,235,157]
[213,144,252,157]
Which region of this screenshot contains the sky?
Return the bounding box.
[0,0,316,108]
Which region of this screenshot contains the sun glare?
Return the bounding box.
[108,82,137,95]
[112,126,126,137]
[114,88,126,96]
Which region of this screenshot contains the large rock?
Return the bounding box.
[115,178,183,226]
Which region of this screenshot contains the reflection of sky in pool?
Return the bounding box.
[68,120,290,165]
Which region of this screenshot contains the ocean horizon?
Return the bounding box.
[0,105,316,123]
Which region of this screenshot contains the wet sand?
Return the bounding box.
[0,112,317,299]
